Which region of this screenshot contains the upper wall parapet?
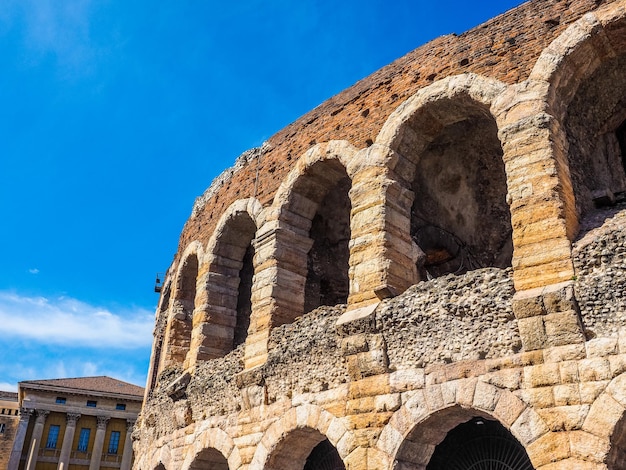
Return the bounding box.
[177,0,615,260]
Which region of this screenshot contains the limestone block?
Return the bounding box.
[524,363,561,388]
[569,430,610,463]
[518,316,547,351]
[347,397,376,415]
[389,369,425,392]
[375,424,403,458]
[374,394,401,413]
[525,431,571,467]
[473,381,500,412]
[544,311,585,347]
[455,378,478,408]
[516,387,555,409]
[578,358,612,382]
[511,407,551,446]
[512,288,546,319]
[582,393,624,438]
[537,405,589,431]
[579,381,610,405]
[607,373,626,408]
[349,375,391,399]
[544,345,585,364]
[554,384,581,406]
[423,385,444,411]
[440,380,457,406]
[585,337,618,358]
[608,354,626,377]
[493,390,526,427]
[484,368,522,390]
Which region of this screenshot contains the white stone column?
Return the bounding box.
[88,415,109,470]
[119,419,135,470]
[58,413,80,470]
[26,409,50,470]
[7,408,33,470]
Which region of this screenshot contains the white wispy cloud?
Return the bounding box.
[0,382,18,392]
[28,268,39,274]
[0,0,105,78]
[0,291,154,349]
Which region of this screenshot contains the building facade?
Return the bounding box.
[8,377,143,470]
[134,0,626,468]
[1,391,20,470]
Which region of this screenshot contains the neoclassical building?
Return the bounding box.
[8,377,143,470]
[134,0,626,468]
[1,391,20,470]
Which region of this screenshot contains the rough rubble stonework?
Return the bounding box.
[134,0,626,468]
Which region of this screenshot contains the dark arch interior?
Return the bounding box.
[168,255,198,365]
[303,439,345,470]
[409,107,512,279]
[150,283,172,389]
[214,211,257,353]
[426,417,534,470]
[234,243,254,349]
[565,54,626,225]
[188,447,229,470]
[179,254,199,314]
[303,162,351,314]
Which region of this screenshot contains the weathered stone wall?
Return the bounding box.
[176,0,608,258]
[135,0,626,469]
[574,203,626,340]
[380,267,519,369]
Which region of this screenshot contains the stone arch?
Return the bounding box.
[376,74,512,280]
[529,1,626,229]
[162,242,203,369]
[245,141,357,369]
[148,276,173,392]
[143,444,172,470]
[581,371,626,468]
[377,379,551,469]
[186,198,263,367]
[181,427,242,470]
[250,404,353,470]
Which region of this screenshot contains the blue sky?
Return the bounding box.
[0,0,524,391]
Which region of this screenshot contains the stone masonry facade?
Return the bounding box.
[134,0,626,468]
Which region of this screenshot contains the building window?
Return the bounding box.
[107,431,121,454]
[0,423,5,434]
[86,400,97,408]
[56,397,66,404]
[77,428,91,452]
[115,403,126,410]
[46,425,60,449]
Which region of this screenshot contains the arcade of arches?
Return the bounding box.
[135,1,626,469]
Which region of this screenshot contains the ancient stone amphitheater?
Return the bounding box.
[133,0,626,468]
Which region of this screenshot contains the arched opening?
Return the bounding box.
[407,101,512,279]
[202,208,257,358]
[234,243,254,349]
[188,447,229,470]
[394,407,533,469]
[607,411,626,469]
[150,282,172,390]
[165,254,198,367]
[299,160,351,313]
[265,428,344,470]
[426,417,534,470]
[154,464,166,470]
[564,53,626,225]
